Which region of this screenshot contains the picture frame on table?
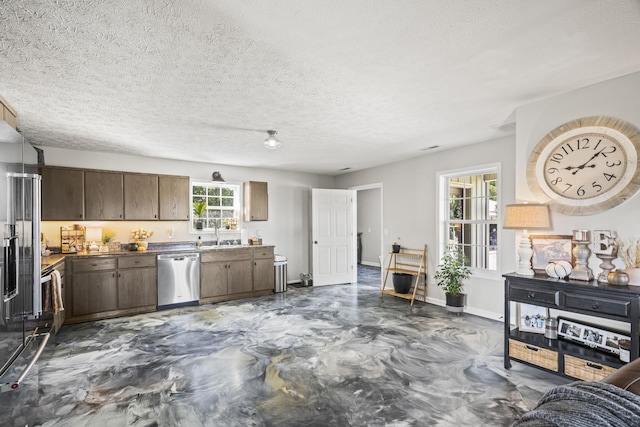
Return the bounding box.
[557,317,629,355]
[530,234,575,274]
[516,303,547,334]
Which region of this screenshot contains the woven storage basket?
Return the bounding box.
[564,355,616,381]
[509,339,558,371]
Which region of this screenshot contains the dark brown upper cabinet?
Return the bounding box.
[243,181,268,221]
[123,173,159,220]
[158,175,190,220]
[85,170,123,220]
[40,166,84,220]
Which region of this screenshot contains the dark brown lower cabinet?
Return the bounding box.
[71,270,118,316]
[67,255,156,322]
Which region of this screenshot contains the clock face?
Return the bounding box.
[527,117,640,215]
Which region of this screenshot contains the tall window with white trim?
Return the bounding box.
[440,166,499,272]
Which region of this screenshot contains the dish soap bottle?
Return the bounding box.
[196,236,202,248]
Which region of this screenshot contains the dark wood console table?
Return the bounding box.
[504,273,640,381]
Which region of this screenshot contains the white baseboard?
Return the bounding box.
[359,261,380,267]
[425,297,503,322]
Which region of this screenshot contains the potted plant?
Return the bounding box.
[392,237,401,253]
[434,247,472,314]
[193,201,207,230]
[100,229,116,252]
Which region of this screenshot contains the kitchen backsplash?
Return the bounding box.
[41,221,248,248]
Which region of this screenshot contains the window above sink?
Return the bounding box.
[191,182,240,233]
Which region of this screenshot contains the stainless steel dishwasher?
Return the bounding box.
[157,253,200,309]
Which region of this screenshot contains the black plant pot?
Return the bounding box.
[195,220,204,230]
[445,293,466,314]
[392,244,401,253]
[393,273,413,293]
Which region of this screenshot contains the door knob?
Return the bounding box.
[314,241,318,244]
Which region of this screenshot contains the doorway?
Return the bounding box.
[353,184,383,283]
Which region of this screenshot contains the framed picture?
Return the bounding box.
[558,317,630,355]
[516,303,547,334]
[530,234,575,274]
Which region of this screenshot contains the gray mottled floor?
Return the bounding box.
[1,266,567,426]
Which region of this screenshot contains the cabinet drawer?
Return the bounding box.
[118,255,156,269]
[510,286,558,305]
[564,293,630,318]
[564,355,616,381]
[253,247,274,259]
[509,339,558,372]
[72,257,116,272]
[201,248,252,263]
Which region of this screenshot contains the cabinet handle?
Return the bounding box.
[525,345,539,352]
[112,273,115,278]
[528,292,535,299]
[586,362,602,370]
[91,263,98,267]
[592,302,599,310]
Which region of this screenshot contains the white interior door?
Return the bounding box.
[312,188,357,286]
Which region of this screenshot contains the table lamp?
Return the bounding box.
[503,204,551,276]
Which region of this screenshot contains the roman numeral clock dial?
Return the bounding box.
[527,117,640,215]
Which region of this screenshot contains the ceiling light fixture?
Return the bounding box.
[264,130,281,150]
[212,171,225,182]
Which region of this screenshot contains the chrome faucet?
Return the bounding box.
[214,220,220,246]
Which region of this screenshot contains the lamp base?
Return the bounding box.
[516,232,534,277]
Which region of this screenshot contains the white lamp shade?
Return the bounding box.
[503,204,551,230]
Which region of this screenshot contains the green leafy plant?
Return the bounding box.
[193,201,207,218]
[434,247,471,296]
[102,229,116,244]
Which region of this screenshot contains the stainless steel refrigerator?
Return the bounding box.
[1,125,46,393]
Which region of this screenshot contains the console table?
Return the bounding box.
[504,273,640,381]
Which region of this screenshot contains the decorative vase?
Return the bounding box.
[624,268,640,286]
[135,239,149,251]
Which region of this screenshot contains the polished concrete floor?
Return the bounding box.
[1,266,567,426]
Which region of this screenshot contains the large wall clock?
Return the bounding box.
[527,116,640,215]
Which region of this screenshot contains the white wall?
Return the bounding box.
[40,147,335,283]
[336,135,517,320]
[515,71,640,273]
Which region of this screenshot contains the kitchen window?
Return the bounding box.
[191,182,240,232]
[438,164,500,273]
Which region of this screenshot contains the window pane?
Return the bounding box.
[442,168,498,271]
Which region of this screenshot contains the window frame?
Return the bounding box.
[437,163,501,278]
[190,181,241,234]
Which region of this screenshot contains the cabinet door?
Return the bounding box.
[41,167,84,220]
[124,173,159,220]
[118,267,157,309]
[158,175,190,220]
[228,260,253,294]
[71,271,118,316]
[243,181,268,221]
[253,258,275,292]
[201,262,228,297]
[85,170,124,220]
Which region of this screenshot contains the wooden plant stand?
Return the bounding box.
[381,245,427,305]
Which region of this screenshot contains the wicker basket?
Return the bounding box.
[509,339,558,371]
[564,355,616,381]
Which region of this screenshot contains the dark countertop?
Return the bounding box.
[41,243,275,272]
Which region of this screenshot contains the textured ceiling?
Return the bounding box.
[1,1,640,175]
